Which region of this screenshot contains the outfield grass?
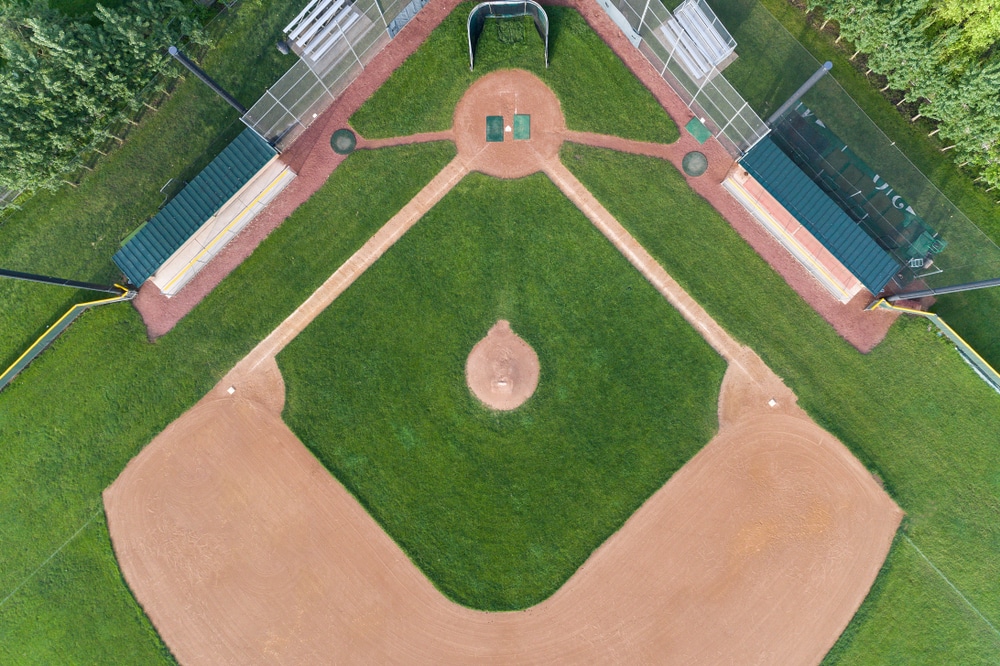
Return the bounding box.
[351,4,678,143]
[825,535,1000,665]
[562,143,1000,662]
[277,171,725,610]
[0,143,455,663]
[705,0,1000,369]
[0,0,303,371]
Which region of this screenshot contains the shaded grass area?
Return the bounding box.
[707,0,1000,367]
[561,143,1000,661]
[0,0,302,371]
[0,143,455,662]
[277,172,725,610]
[48,0,126,17]
[351,4,678,143]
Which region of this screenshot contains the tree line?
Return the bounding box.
[0,0,208,193]
[807,0,1000,191]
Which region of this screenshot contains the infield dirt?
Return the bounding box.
[105,344,901,664]
[106,70,901,665]
[466,320,540,411]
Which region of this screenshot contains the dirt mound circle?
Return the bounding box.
[465,320,539,410]
[453,69,565,179]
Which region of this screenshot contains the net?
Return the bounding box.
[467,1,549,70]
[712,0,1000,291]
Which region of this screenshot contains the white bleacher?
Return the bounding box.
[284,0,363,63]
[658,0,736,83]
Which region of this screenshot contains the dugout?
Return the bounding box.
[114,129,295,297]
[726,135,901,303]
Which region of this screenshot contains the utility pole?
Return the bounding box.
[168,45,247,115]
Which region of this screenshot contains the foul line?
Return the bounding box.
[903,534,1000,640]
[0,507,101,611]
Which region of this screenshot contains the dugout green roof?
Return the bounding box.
[114,129,275,286]
[740,136,900,294]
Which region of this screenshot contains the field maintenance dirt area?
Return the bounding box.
[105,350,901,664]
[106,10,903,663]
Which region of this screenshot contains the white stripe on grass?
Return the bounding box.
[0,507,101,610]
[903,534,1000,641]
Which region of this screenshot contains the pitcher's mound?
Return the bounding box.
[466,320,539,410]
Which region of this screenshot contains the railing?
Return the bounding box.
[602,0,769,157]
[0,286,135,393]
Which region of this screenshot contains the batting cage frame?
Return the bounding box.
[468,1,549,70]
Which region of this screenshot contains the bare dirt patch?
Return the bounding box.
[466,320,540,410]
[453,70,564,178]
[105,349,901,665]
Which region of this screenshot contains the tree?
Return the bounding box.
[0,0,207,192]
[808,0,1000,191]
[933,0,1000,59]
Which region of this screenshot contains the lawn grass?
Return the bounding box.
[277,171,725,609]
[705,0,1000,368]
[350,4,678,143]
[0,513,175,664]
[562,143,1000,662]
[0,0,303,371]
[825,536,1000,665]
[0,143,455,662]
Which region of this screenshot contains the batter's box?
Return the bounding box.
[514,114,531,140]
[486,115,504,142]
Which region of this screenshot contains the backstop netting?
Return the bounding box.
[604,0,769,156]
[468,1,549,70]
[242,0,424,148]
[708,0,1000,293]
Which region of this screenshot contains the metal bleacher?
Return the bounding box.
[658,0,736,82]
[284,0,364,63]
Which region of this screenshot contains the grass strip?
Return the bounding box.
[351,4,678,143]
[0,143,455,662]
[278,171,725,610]
[823,536,1000,665]
[561,142,1000,662]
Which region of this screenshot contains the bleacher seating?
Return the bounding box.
[658,0,735,82]
[284,0,363,63]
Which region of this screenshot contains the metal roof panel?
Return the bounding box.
[114,129,275,285]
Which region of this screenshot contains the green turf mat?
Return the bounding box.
[514,114,531,140]
[486,115,504,142]
[686,117,712,144]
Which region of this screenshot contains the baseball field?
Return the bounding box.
[1,0,999,664]
[102,58,902,660]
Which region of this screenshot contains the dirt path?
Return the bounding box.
[107,71,902,665]
[238,156,469,372]
[105,354,900,665]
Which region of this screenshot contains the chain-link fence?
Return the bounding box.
[242,0,425,148]
[0,188,23,212]
[601,0,769,156]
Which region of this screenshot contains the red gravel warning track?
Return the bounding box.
[134,0,898,352]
